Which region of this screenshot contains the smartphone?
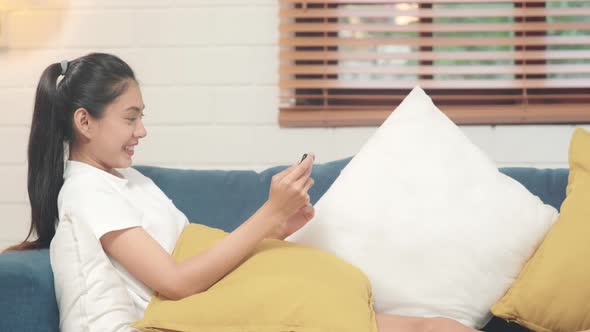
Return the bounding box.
[299,153,308,164]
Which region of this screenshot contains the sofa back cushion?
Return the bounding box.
[133,157,350,232]
[134,159,568,233]
[0,249,60,332]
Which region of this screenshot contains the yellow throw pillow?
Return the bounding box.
[491,127,590,332]
[131,223,378,332]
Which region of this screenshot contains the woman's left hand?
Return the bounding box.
[268,203,315,240]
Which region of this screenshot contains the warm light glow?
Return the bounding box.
[0,0,50,10]
[0,0,66,49]
[395,3,419,26]
[0,5,5,47]
[348,16,364,39]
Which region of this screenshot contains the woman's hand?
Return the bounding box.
[270,203,315,240]
[264,153,315,238]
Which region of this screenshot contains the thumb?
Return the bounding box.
[302,204,315,220]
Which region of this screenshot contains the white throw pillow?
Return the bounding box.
[50,214,140,332]
[287,86,558,328]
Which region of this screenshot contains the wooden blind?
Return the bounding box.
[278,0,590,127]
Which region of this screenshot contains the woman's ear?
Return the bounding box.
[72,108,93,140]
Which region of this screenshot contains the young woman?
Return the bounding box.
[5,52,480,332]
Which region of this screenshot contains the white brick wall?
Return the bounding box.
[0,0,586,250]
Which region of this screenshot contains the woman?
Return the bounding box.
[5,52,479,332]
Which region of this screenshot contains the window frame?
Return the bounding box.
[278,0,590,127]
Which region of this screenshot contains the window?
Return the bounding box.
[279,0,590,127]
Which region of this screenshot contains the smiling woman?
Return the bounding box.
[1,52,318,330]
[67,80,147,173]
[1,53,196,322]
[4,53,141,252]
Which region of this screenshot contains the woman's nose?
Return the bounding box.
[135,119,147,138]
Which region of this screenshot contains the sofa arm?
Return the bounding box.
[0,249,59,332]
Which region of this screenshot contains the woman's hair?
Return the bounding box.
[3,53,136,253]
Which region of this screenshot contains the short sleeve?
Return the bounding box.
[64,188,143,240]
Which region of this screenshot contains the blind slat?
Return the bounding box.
[280,93,590,102]
[280,78,590,89]
[280,22,590,33]
[279,104,590,127]
[280,7,590,19]
[280,64,590,75]
[280,0,590,4]
[280,50,590,61]
[279,36,588,47]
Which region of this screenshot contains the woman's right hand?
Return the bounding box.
[265,153,315,222]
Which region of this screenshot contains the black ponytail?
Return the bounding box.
[3,53,135,252]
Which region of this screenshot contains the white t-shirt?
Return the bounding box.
[57,160,189,316]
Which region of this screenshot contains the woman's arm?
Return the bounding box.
[101,154,315,301]
[100,201,282,301]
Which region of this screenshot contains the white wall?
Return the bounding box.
[0,0,587,251]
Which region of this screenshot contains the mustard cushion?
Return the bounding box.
[491,127,590,332]
[131,223,378,332]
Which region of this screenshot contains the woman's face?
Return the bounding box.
[75,80,147,172]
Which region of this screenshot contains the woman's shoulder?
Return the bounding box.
[118,167,159,189]
[63,160,129,192]
[59,165,157,207]
[118,166,145,180]
[59,172,114,203]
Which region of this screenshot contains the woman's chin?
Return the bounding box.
[118,154,133,168]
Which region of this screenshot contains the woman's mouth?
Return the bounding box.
[124,145,135,156]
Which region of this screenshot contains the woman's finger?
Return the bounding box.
[273,163,298,182]
[284,153,314,184]
[301,177,314,192]
[293,164,313,189]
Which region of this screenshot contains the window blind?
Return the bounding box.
[279,0,590,127]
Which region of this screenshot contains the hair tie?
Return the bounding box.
[60,60,69,75]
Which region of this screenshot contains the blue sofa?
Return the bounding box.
[0,156,567,332]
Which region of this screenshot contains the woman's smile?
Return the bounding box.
[124,144,136,157]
